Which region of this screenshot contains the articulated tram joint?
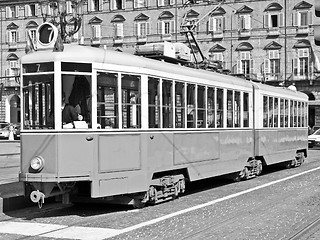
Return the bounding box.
[30,190,45,208]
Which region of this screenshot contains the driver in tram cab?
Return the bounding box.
[62,92,83,128]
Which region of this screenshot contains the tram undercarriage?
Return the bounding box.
[25,151,305,209]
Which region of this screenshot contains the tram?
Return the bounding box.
[19,23,308,207]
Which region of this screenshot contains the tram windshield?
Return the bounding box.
[22,73,92,130]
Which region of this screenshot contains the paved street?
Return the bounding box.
[1,146,320,239]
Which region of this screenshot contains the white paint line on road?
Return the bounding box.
[114,166,320,238]
[0,167,320,239]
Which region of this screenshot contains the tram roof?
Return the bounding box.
[21,44,307,100]
[22,45,252,87]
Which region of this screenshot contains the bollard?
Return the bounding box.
[8,125,14,141]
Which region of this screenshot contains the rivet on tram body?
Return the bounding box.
[150,135,154,140]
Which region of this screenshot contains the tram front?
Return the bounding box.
[19,23,94,206]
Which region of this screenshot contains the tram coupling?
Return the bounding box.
[30,190,45,208]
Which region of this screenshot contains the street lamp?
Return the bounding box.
[38,0,85,43]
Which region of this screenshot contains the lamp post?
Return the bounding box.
[38,0,85,43]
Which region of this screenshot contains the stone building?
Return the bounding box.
[0,0,319,127]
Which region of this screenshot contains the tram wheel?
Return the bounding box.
[255,160,263,176]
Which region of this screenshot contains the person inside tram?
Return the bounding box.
[62,91,83,128]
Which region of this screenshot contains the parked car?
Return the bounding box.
[0,121,9,129]
[308,129,320,148]
[0,123,20,140]
[0,125,10,139]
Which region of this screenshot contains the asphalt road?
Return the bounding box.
[1,148,320,240]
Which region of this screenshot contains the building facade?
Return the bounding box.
[0,0,320,127]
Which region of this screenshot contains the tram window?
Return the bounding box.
[62,74,92,129]
[290,100,294,127]
[187,84,196,128]
[207,87,215,128]
[284,100,289,127]
[162,80,173,128]
[175,82,185,128]
[227,90,233,128]
[294,101,297,127]
[148,77,160,128]
[280,99,284,127]
[304,102,308,127]
[234,91,240,128]
[243,92,249,127]
[263,96,268,127]
[216,88,223,128]
[298,102,302,127]
[122,74,141,128]
[197,85,206,128]
[97,72,118,129]
[23,62,54,73]
[268,97,273,127]
[61,62,92,72]
[23,74,54,129]
[274,98,279,127]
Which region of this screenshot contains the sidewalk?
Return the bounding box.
[0,141,33,213]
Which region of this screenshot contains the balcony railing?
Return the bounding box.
[238,29,251,38]
[267,27,280,36]
[296,26,309,35]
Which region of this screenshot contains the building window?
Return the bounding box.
[158,0,174,6]
[88,0,102,12]
[6,6,18,18]
[6,54,19,77]
[239,14,251,30]
[7,30,18,45]
[209,52,224,68]
[134,0,147,8]
[264,12,284,28]
[158,20,174,35]
[209,16,224,33]
[135,21,150,38]
[264,50,280,81]
[29,29,37,43]
[113,23,123,39]
[110,0,125,10]
[25,4,36,17]
[293,10,312,27]
[237,51,253,76]
[92,24,101,39]
[293,48,309,79]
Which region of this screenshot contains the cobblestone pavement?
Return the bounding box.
[0,150,320,239]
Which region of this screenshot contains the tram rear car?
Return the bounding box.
[19,38,308,207]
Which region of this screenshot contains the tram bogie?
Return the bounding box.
[19,23,308,208]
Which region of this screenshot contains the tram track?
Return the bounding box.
[287,215,320,240]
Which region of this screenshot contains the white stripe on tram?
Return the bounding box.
[0,166,319,239]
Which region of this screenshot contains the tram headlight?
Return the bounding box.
[30,156,44,172]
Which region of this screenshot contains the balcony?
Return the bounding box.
[8,41,17,50]
[267,27,280,37]
[238,29,251,38]
[113,36,123,44]
[161,34,172,41]
[295,26,309,35]
[211,31,223,39]
[136,35,147,44]
[91,37,101,45]
[264,73,282,82]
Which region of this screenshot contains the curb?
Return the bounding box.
[0,195,34,213]
[0,182,33,213]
